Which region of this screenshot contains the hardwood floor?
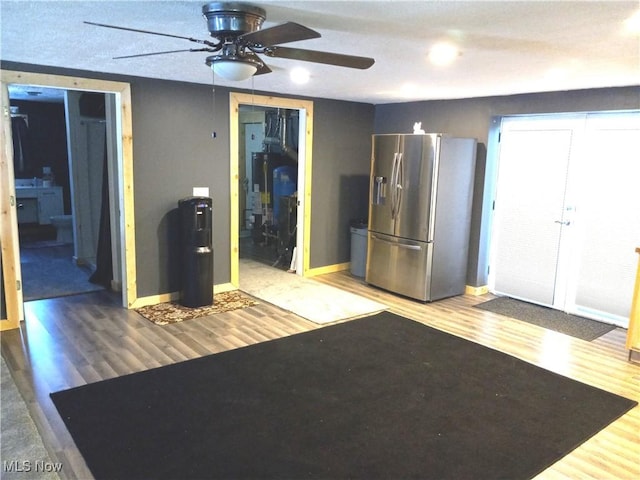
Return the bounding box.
[1,271,639,479]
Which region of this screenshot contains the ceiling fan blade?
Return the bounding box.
[255,62,273,76]
[113,48,214,60]
[242,52,272,75]
[241,22,320,47]
[265,46,375,69]
[84,21,219,48]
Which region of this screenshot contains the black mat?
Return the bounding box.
[51,312,636,480]
[475,297,617,341]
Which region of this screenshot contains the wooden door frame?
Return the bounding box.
[1,70,137,330]
[229,93,313,286]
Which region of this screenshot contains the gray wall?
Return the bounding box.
[375,86,640,286]
[310,99,374,268]
[2,61,637,307]
[130,80,374,290]
[131,79,374,291]
[130,78,231,297]
[374,87,640,140]
[1,62,374,303]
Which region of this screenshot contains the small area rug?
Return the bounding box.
[475,296,616,341]
[136,290,259,325]
[239,258,386,324]
[50,312,636,480]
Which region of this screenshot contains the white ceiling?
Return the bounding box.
[2,1,639,104]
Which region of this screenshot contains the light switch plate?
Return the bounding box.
[193,187,209,197]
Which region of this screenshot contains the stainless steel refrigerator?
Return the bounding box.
[366,133,477,301]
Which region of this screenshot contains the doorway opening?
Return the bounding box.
[229,92,313,288]
[488,111,640,328]
[8,87,113,301]
[238,106,299,271]
[1,70,136,330]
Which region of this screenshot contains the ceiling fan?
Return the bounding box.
[85,2,375,81]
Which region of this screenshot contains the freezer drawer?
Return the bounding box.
[365,232,432,301]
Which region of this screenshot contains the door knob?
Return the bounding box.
[554,220,571,226]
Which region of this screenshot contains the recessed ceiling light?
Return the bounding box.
[428,42,460,66]
[290,67,310,84]
[544,67,569,82]
[624,9,640,35]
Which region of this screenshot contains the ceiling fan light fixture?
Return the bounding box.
[206,55,260,81]
[213,61,257,81]
[202,2,266,37]
[87,3,375,84]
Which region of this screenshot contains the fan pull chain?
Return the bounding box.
[251,75,255,111]
[211,70,217,139]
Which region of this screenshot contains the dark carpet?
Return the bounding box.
[475,296,616,341]
[50,312,636,480]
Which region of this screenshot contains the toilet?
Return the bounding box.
[50,215,73,244]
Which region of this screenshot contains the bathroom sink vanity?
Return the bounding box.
[15,186,64,225]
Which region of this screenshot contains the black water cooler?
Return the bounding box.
[179,197,213,307]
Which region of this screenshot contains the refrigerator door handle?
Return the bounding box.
[395,152,404,214]
[390,152,399,219]
[371,234,423,251]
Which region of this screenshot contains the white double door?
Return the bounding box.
[489,112,640,327]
